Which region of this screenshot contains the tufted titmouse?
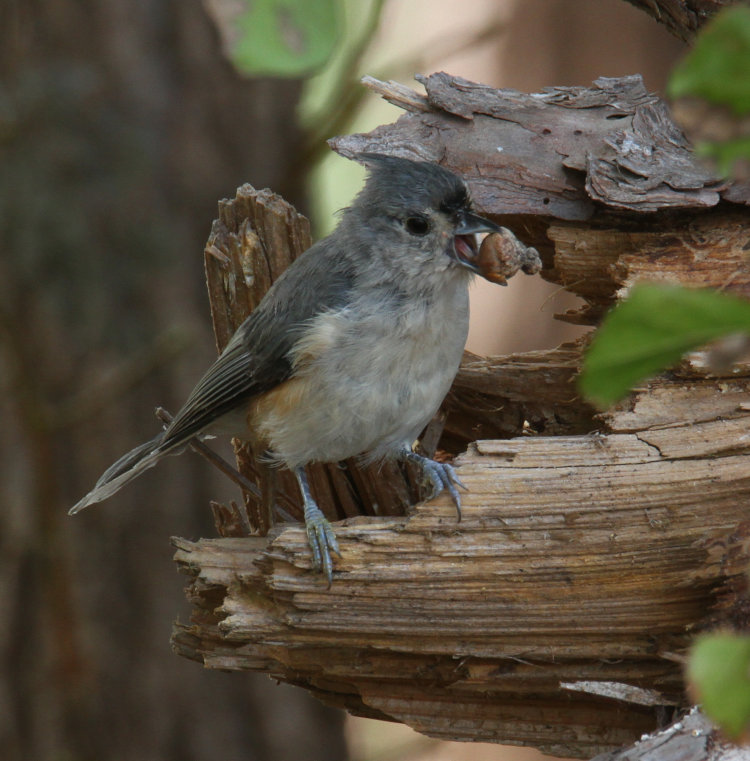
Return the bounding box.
[70,154,503,583]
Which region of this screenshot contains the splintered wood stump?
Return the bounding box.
[172,368,750,757]
[173,74,750,759]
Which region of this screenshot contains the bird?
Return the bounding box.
[70,154,502,583]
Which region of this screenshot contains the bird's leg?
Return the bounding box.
[294,467,341,585]
[400,447,467,521]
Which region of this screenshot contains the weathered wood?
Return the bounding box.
[605,372,750,431]
[333,74,744,219]
[546,209,750,324]
[174,75,750,759]
[432,342,601,457]
[591,707,739,761]
[172,397,750,756]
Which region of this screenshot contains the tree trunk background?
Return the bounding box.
[0,2,347,761]
[171,73,750,759]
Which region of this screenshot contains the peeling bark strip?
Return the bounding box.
[623,0,729,42]
[332,73,748,217]
[174,75,750,758]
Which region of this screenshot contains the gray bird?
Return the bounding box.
[70,154,502,583]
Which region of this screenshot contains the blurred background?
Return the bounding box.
[0,2,684,760]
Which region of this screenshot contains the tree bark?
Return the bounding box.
[623,0,733,42]
[591,707,742,761]
[172,74,750,758]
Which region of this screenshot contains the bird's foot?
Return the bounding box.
[304,501,341,586]
[402,450,467,521]
[295,467,340,585]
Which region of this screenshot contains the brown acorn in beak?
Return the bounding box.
[475,229,542,285]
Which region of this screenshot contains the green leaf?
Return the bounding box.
[668,5,750,115]
[688,633,750,739]
[579,284,750,408]
[230,0,341,78]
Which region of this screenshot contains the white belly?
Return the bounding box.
[256,279,470,469]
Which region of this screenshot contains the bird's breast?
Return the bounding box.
[250,279,471,468]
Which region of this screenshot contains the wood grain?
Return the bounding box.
[173,75,750,758]
[172,381,750,755]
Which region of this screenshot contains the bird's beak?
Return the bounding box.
[451,211,502,272]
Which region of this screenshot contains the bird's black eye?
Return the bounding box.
[404,215,430,236]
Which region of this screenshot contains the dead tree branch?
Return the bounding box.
[172,75,750,758]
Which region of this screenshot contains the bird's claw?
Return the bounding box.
[405,451,467,521]
[304,506,340,586]
[295,467,340,585]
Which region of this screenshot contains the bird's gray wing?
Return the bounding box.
[159,239,355,449]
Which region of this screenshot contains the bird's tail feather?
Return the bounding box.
[69,432,171,514]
